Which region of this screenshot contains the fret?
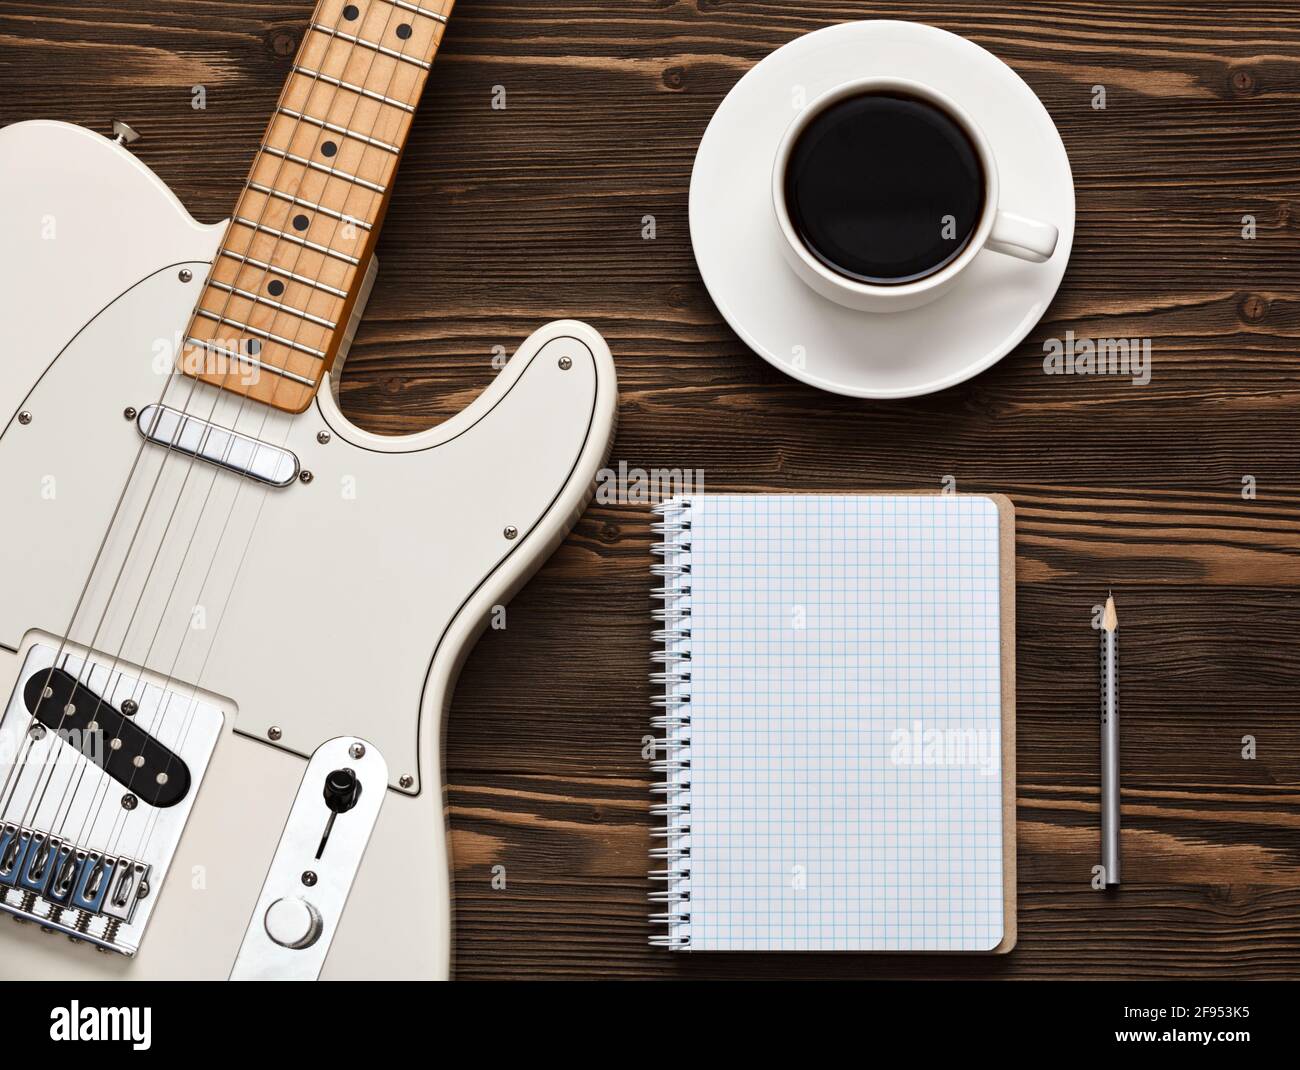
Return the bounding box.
[233,216,363,267]
[182,341,318,417]
[184,0,456,413]
[206,279,339,330]
[222,226,354,300]
[291,65,416,114]
[282,72,413,148]
[193,309,328,359]
[318,0,445,61]
[217,251,350,300]
[234,191,368,268]
[247,181,373,232]
[197,309,330,358]
[276,107,401,155]
[297,33,425,110]
[310,24,432,70]
[209,259,345,339]
[264,114,398,192]
[186,322,324,385]
[248,155,381,238]
[258,144,388,196]
[383,0,449,22]
[198,280,330,355]
[184,339,317,388]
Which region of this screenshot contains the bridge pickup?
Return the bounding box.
[1,644,223,956]
[23,667,191,808]
[135,403,300,487]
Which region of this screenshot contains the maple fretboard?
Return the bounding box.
[181,0,454,413]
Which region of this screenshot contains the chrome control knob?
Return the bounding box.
[263,896,322,950]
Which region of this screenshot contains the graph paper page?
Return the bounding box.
[683,494,1003,951]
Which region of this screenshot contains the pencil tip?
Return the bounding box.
[1102,593,1118,632]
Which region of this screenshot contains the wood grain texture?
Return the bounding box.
[2,0,1298,979]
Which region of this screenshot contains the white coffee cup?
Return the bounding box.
[771,77,1059,314]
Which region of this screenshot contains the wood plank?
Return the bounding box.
[447,770,1300,979]
[2,0,1298,979]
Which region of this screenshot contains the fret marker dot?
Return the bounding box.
[292,213,310,231]
[396,23,412,39]
[343,4,359,20]
[246,339,262,357]
[321,140,337,157]
[267,279,285,297]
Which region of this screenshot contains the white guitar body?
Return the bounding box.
[0,121,617,979]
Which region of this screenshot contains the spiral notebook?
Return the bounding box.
[649,494,1016,952]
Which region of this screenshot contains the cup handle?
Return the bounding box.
[986,210,1058,263]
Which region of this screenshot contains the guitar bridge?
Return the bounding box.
[0,644,222,956]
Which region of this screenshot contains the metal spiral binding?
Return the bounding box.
[648,498,692,949]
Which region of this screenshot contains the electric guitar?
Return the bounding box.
[0,0,617,979]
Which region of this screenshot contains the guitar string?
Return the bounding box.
[109,0,421,867]
[17,2,442,908]
[2,0,427,840]
[0,368,203,819]
[12,50,347,855]
[48,0,405,862]
[47,0,396,855]
[0,389,196,817]
[100,0,426,871]
[118,0,431,869]
[10,0,370,846]
[4,52,345,836]
[4,0,376,865]
[0,381,208,829]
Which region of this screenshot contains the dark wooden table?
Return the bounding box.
[4,0,1298,979]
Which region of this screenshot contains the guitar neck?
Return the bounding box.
[181,0,455,413]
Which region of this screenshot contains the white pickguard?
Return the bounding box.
[0,120,617,978]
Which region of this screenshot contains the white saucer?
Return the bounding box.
[689,20,1075,399]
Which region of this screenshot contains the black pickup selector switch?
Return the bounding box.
[315,768,361,859]
[323,767,361,813]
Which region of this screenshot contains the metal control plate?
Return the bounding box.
[230,736,387,980]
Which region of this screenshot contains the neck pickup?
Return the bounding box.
[135,404,301,487]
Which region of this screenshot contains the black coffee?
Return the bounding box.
[783,93,985,285]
